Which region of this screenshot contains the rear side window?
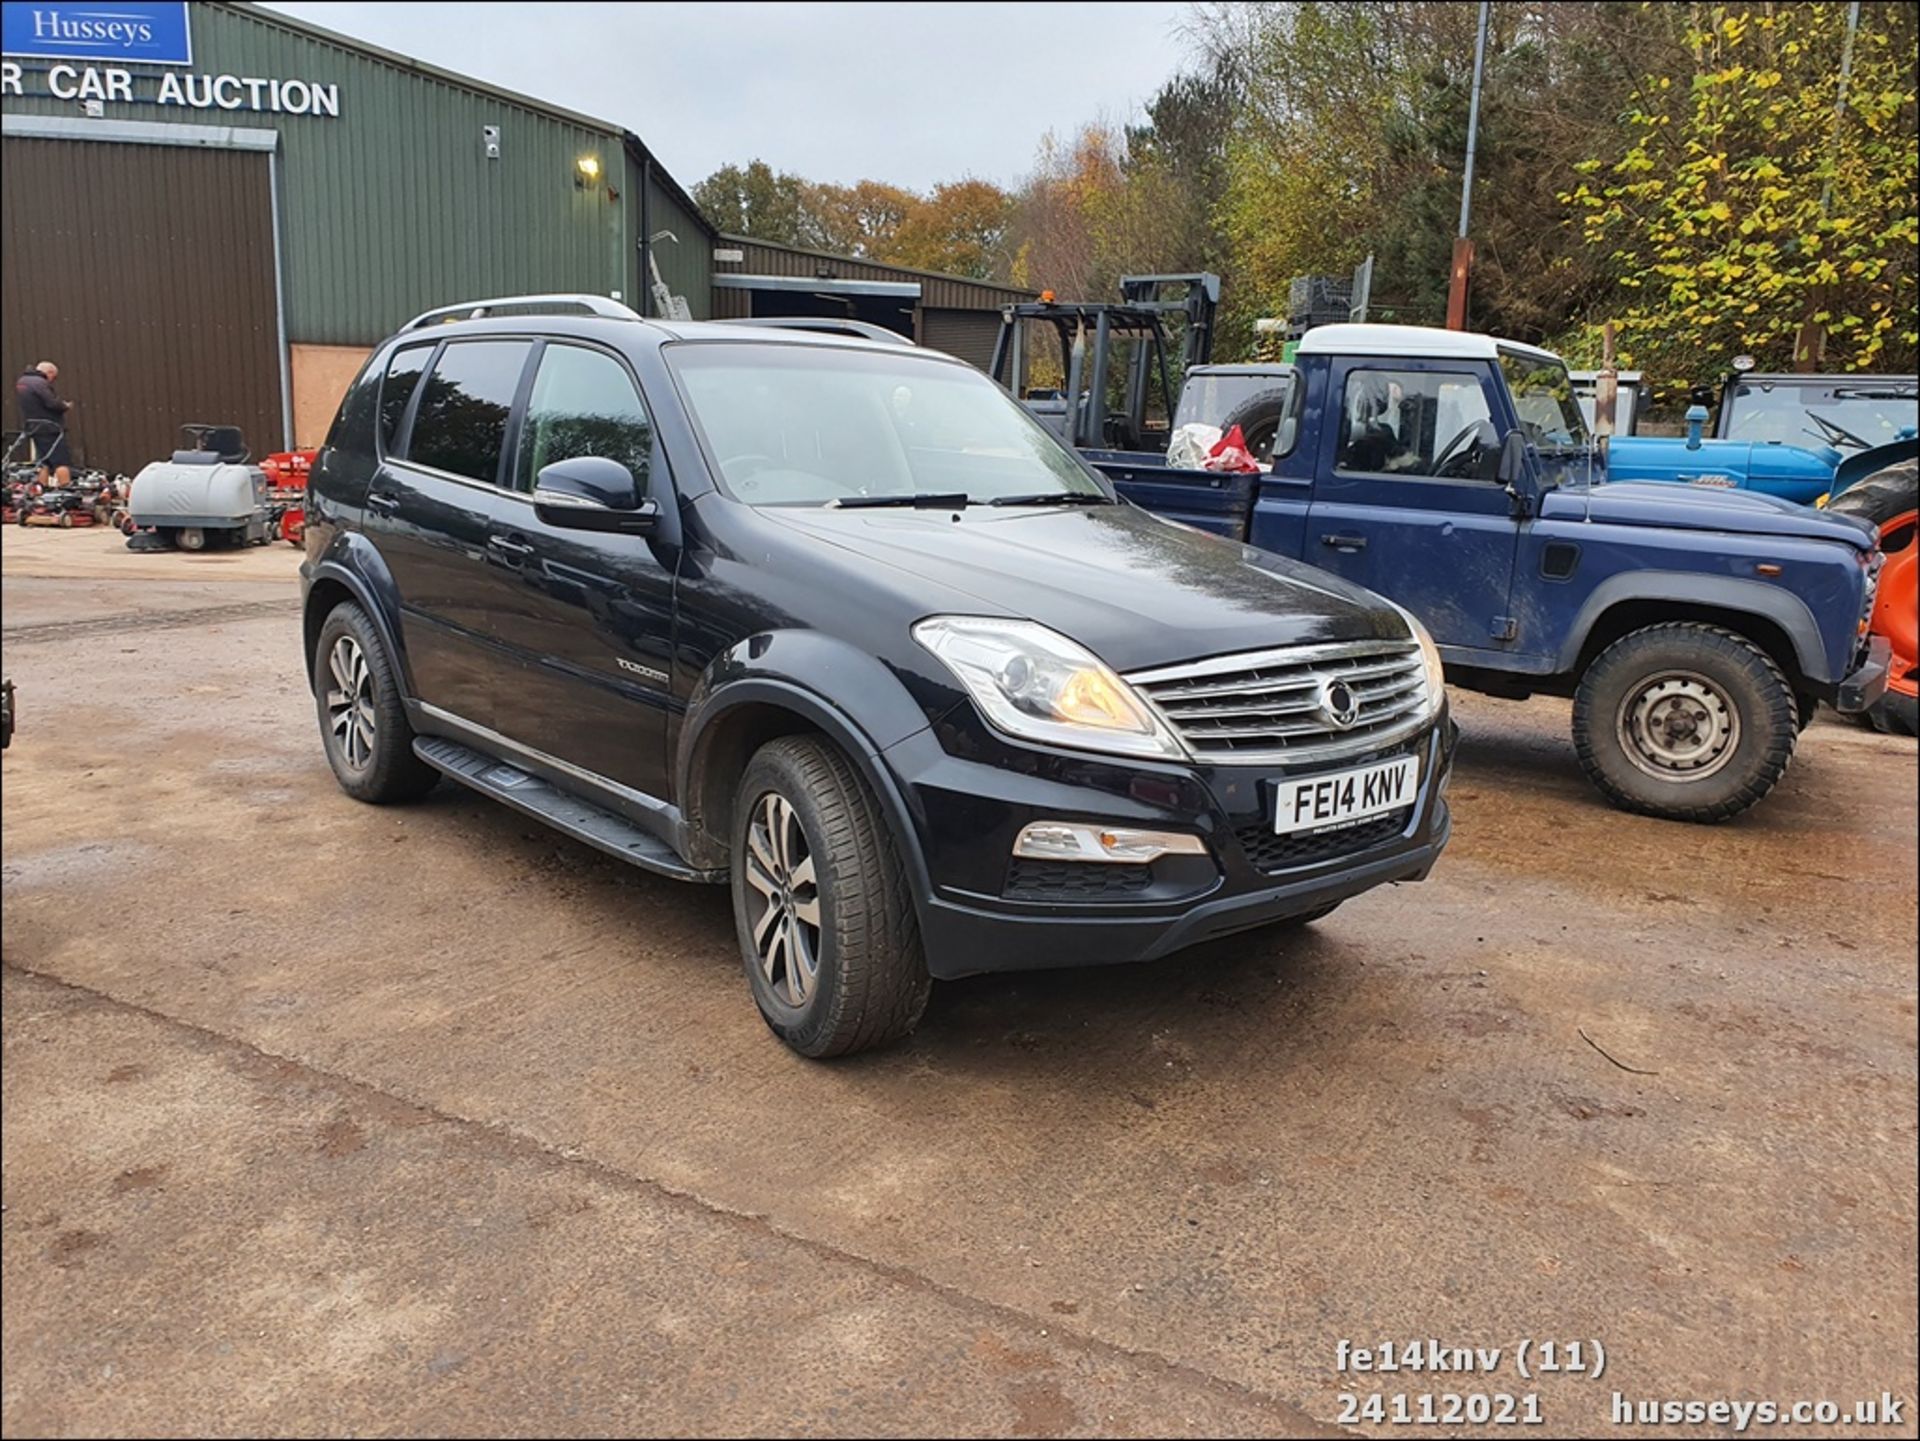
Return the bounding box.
[323,356,383,454]
[378,344,434,455]
[511,344,654,494]
[403,340,532,484]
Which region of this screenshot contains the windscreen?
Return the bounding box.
[1499,351,1590,452]
[669,344,1110,507]
[1723,382,1920,451]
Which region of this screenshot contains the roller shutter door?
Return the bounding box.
[1,136,283,476]
[918,307,1001,373]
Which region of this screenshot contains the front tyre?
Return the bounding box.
[1572,623,1797,823]
[732,736,930,1058]
[311,601,439,804]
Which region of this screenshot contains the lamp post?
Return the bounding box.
[1445,0,1492,331]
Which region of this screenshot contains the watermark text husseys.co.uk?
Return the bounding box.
[1612,1391,1905,1430]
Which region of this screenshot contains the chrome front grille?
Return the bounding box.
[1128,639,1431,764]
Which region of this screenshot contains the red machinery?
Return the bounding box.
[261,448,315,545]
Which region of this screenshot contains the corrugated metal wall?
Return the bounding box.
[644,170,711,319]
[1,137,282,474]
[0,2,714,341]
[713,237,1031,313]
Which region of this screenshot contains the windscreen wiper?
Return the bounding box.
[830,492,974,510]
[985,492,1112,507]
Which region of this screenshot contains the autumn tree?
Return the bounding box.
[1563,1,1919,379]
[803,179,918,258]
[888,179,1014,279]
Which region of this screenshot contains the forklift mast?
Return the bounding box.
[988,273,1220,452]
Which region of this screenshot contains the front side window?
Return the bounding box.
[1337,368,1495,479]
[668,343,1109,507]
[1498,351,1589,452]
[402,340,531,484]
[512,345,654,494]
[378,344,434,455]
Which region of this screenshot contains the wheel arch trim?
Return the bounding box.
[302,537,413,698]
[1560,572,1830,684]
[678,675,936,913]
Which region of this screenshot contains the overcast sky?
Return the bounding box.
[263,2,1195,192]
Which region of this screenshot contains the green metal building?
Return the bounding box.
[1,0,713,470]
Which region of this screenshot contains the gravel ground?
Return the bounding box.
[4,527,1915,1437]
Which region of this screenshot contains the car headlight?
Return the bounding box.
[1390,603,1447,718]
[912,616,1187,760]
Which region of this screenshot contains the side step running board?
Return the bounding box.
[413,737,722,883]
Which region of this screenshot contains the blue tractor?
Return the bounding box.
[1605,365,1918,733]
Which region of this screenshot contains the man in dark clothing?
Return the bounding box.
[15,361,72,484]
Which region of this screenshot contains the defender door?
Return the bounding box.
[1304,359,1522,654]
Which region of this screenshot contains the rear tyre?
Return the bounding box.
[731,736,930,1059]
[1827,459,1918,736]
[175,526,205,551]
[1572,623,1797,823]
[311,601,439,804]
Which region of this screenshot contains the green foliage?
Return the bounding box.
[1561,1,1919,382]
[692,3,1917,391]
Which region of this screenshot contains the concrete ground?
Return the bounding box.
[3,526,1916,1437]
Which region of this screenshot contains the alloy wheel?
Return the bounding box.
[743,791,822,1008]
[325,635,376,771]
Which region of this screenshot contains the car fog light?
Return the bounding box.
[1013,821,1208,864]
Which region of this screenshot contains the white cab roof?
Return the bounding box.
[1295,323,1564,367]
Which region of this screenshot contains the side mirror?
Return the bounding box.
[533,456,657,534]
[1496,429,1528,486]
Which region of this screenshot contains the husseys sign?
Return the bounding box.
[2,1,193,64]
[1,1,342,116]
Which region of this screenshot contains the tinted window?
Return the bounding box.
[378,344,434,454]
[513,344,654,494]
[324,356,383,454]
[1337,368,1495,480]
[403,340,531,484]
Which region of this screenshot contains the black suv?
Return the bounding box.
[302,295,1457,1056]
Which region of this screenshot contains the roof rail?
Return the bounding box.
[401,293,644,331]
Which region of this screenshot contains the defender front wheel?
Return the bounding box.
[1572,623,1797,823]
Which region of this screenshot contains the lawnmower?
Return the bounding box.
[259,448,314,546]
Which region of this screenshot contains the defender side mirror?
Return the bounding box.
[533,457,658,534]
[1497,431,1533,518]
[1496,430,1528,487]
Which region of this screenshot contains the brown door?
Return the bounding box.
[1,136,283,476]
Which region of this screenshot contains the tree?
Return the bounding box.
[887,179,1013,279]
[692,160,810,245]
[1563,1,1919,379]
[801,179,918,258]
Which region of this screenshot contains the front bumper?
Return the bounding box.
[1834,635,1891,713]
[880,708,1457,980]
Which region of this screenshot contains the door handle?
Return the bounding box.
[366,491,401,513]
[1320,532,1368,551]
[488,534,535,557]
